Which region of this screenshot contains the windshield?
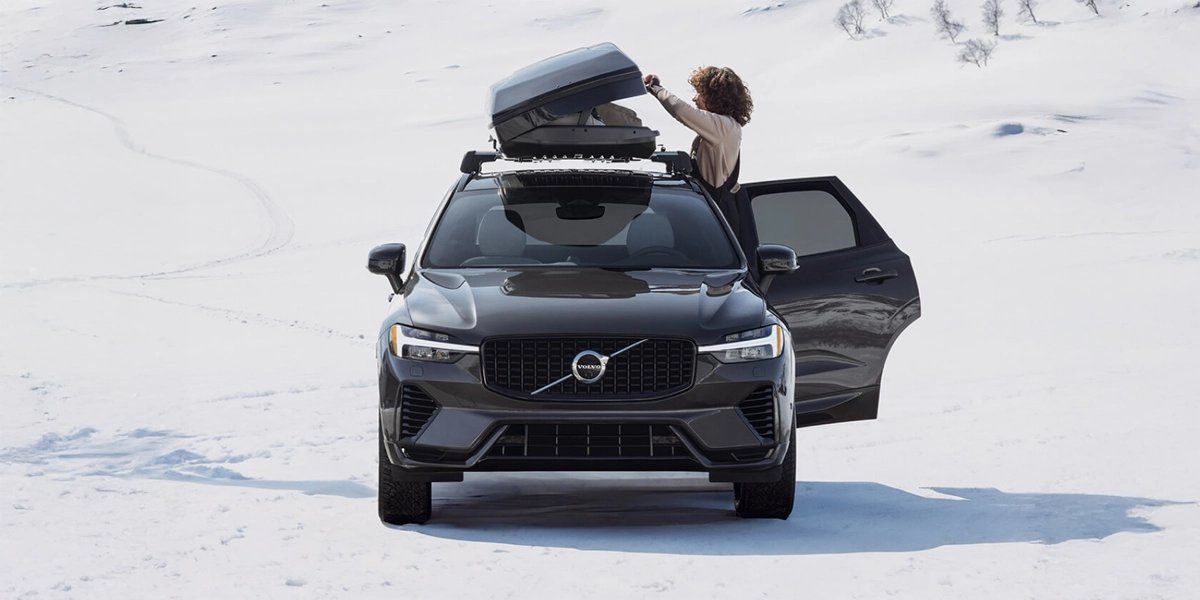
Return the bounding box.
[423,179,741,269]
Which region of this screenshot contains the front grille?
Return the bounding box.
[481,337,696,400]
[399,385,438,439]
[487,424,690,458]
[739,385,775,440]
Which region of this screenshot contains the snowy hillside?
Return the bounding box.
[2,0,1198,597]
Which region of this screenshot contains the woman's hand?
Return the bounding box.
[643,73,660,87]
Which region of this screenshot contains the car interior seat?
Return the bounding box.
[462,208,540,266]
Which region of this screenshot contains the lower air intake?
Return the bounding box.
[738,386,775,441]
[487,424,689,458]
[399,385,438,439]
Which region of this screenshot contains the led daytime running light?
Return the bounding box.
[697,324,786,362]
[388,325,478,357]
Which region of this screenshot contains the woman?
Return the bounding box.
[643,67,753,235]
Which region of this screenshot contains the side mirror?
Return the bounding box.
[368,243,407,293]
[757,244,798,273]
[756,244,797,293]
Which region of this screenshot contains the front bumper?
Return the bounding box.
[378,346,793,483]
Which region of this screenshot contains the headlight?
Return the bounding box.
[388,325,477,363]
[699,324,786,363]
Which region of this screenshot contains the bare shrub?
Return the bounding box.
[848,0,868,33]
[958,38,997,66]
[1017,0,1038,23]
[871,0,896,19]
[982,0,1003,35]
[835,0,868,37]
[931,0,967,42]
[835,2,857,37]
[1077,0,1100,14]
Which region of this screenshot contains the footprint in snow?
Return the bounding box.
[994,122,1059,137]
[126,427,172,438]
[1163,248,1200,261]
[995,123,1025,136]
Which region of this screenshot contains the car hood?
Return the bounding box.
[389,267,766,345]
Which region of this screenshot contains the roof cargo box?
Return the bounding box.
[488,43,659,159]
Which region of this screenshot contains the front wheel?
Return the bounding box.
[733,436,796,519]
[378,426,432,525]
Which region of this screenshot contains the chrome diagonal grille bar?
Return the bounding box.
[530,373,573,397]
[608,338,647,358]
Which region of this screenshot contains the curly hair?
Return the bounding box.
[688,66,753,126]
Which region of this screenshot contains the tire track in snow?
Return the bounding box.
[99,286,368,343]
[1,86,295,288]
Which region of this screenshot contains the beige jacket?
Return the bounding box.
[649,84,742,190]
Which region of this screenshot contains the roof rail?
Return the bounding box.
[650,151,692,175]
[460,150,500,174]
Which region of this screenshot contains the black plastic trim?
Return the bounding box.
[460,150,499,173]
[794,386,880,428]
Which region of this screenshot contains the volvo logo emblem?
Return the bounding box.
[571,350,609,383]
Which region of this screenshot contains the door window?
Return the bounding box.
[750,190,856,256]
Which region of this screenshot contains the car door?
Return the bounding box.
[737,177,920,428]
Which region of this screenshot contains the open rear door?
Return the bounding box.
[738,177,920,428]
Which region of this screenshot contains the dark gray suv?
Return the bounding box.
[367,44,920,524]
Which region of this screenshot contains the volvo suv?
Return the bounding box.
[367,44,920,524]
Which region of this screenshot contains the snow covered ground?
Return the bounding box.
[2,0,1198,597]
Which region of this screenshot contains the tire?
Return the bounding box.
[378,426,432,525]
[733,435,796,519]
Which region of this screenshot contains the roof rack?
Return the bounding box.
[459,149,694,176]
[649,151,692,175]
[460,150,500,173]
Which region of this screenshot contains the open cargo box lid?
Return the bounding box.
[488,43,659,159]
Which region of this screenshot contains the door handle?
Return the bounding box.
[855,267,899,284]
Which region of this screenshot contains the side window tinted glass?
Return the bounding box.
[751,190,856,256]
